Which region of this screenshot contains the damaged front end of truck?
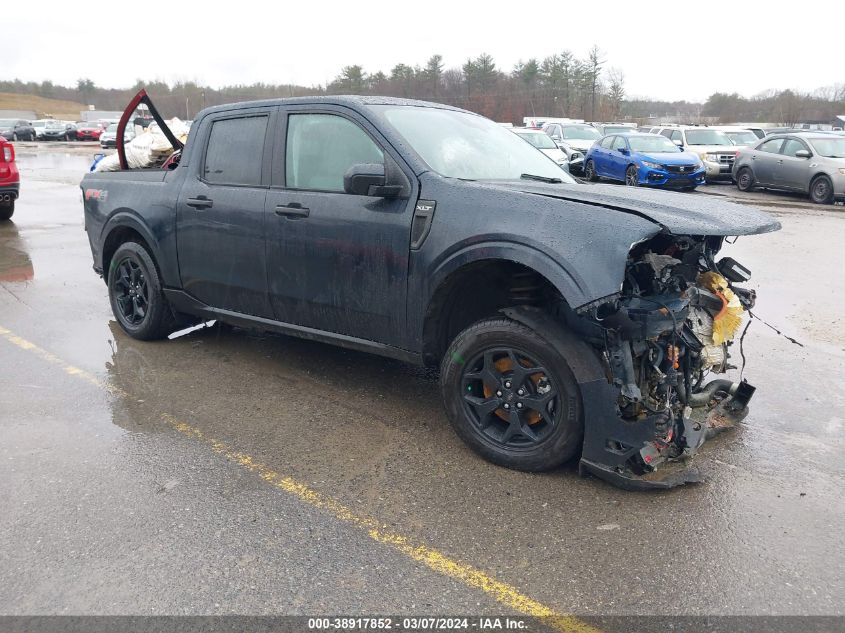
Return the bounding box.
[574,231,763,489]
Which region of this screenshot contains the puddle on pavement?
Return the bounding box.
[14,150,99,185]
[0,222,34,282]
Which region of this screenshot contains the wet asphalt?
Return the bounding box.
[1,145,844,618]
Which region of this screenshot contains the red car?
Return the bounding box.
[76,121,105,141]
[0,137,20,221]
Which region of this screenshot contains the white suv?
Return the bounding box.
[652,126,738,182]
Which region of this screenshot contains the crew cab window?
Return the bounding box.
[758,138,783,154]
[203,115,268,186]
[781,139,807,157]
[286,113,383,192]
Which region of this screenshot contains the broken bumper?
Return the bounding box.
[578,381,755,490]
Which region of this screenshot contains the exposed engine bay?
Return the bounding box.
[575,231,758,488]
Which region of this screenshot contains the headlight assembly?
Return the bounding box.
[641,160,663,170]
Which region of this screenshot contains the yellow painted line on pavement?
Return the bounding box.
[0,323,600,633]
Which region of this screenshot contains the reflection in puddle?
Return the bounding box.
[0,221,34,282]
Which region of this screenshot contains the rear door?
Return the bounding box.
[176,107,275,317]
[610,136,629,181]
[592,136,614,177]
[749,137,784,186]
[778,137,812,190]
[264,106,416,347]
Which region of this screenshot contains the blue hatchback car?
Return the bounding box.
[584,133,706,190]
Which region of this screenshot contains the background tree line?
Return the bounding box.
[2,49,843,125]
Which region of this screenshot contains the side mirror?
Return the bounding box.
[794,149,812,158]
[618,147,630,155]
[343,163,399,197]
[673,139,683,147]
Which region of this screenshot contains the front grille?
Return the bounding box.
[718,154,735,165]
[665,164,697,174]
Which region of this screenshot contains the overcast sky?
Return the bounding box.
[2,0,841,102]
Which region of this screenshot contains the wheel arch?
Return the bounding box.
[420,245,586,365]
[100,212,163,285]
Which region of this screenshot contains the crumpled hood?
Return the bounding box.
[485,181,781,236]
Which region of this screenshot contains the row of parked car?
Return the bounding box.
[0,119,134,148]
[512,120,845,204]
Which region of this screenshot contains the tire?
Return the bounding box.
[809,175,834,205]
[107,242,176,340]
[63,133,69,141]
[584,159,598,182]
[12,133,18,142]
[0,201,13,221]
[439,317,583,471]
[736,167,755,192]
[625,165,639,187]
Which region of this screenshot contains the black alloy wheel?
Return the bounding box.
[625,165,639,186]
[584,160,598,182]
[112,257,149,327]
[461,347,559,449]
[440,317,583,471]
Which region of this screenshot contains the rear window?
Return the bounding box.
[203,116,268,186]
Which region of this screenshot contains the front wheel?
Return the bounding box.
[625,165,639,186]
[584,159,598,182]
[810,175,834,205]
[108,242,176,340]
[439,317,583,471]
[736,167,755,192]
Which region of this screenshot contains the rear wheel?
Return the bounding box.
[0,201,13,221]
[584,159,598,182]
[440,317,583,471]
[736,167,755,192]
[108,242,176,340]
[625,165,639,186]
[809,175,834,204]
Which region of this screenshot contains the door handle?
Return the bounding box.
[187,196,213,209]
[274,203,310,218]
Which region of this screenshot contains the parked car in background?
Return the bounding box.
[39,120,77,141]
[99,123,135,148]
[76,121,106,141]
[584,133,705,190]
[733,132,845,204]
[591,123,637,135]
[510,128,569,170]
[652,126,737,181]
[541,123,602,174]
[0,137,19,220]
[713,126,760,147]
[0,119,36,141]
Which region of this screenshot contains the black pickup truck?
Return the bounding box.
[81,92,780,489]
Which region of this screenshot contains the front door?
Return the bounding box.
[264,108,415,347]
[176,108,274,317]
[778,138,812,190]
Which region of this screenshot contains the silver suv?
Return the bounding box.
[652,126,738,182]
[733,132,845,204]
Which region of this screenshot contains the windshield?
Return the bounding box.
[726,131,758,145]
[33,121,47,128]
[514,131,558,150]
[562,126,601,140]
[377,106,575,182]
[809,137,845,158]
[106,124,118,132]
[627,136,682,153]
[684,130,732,146]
